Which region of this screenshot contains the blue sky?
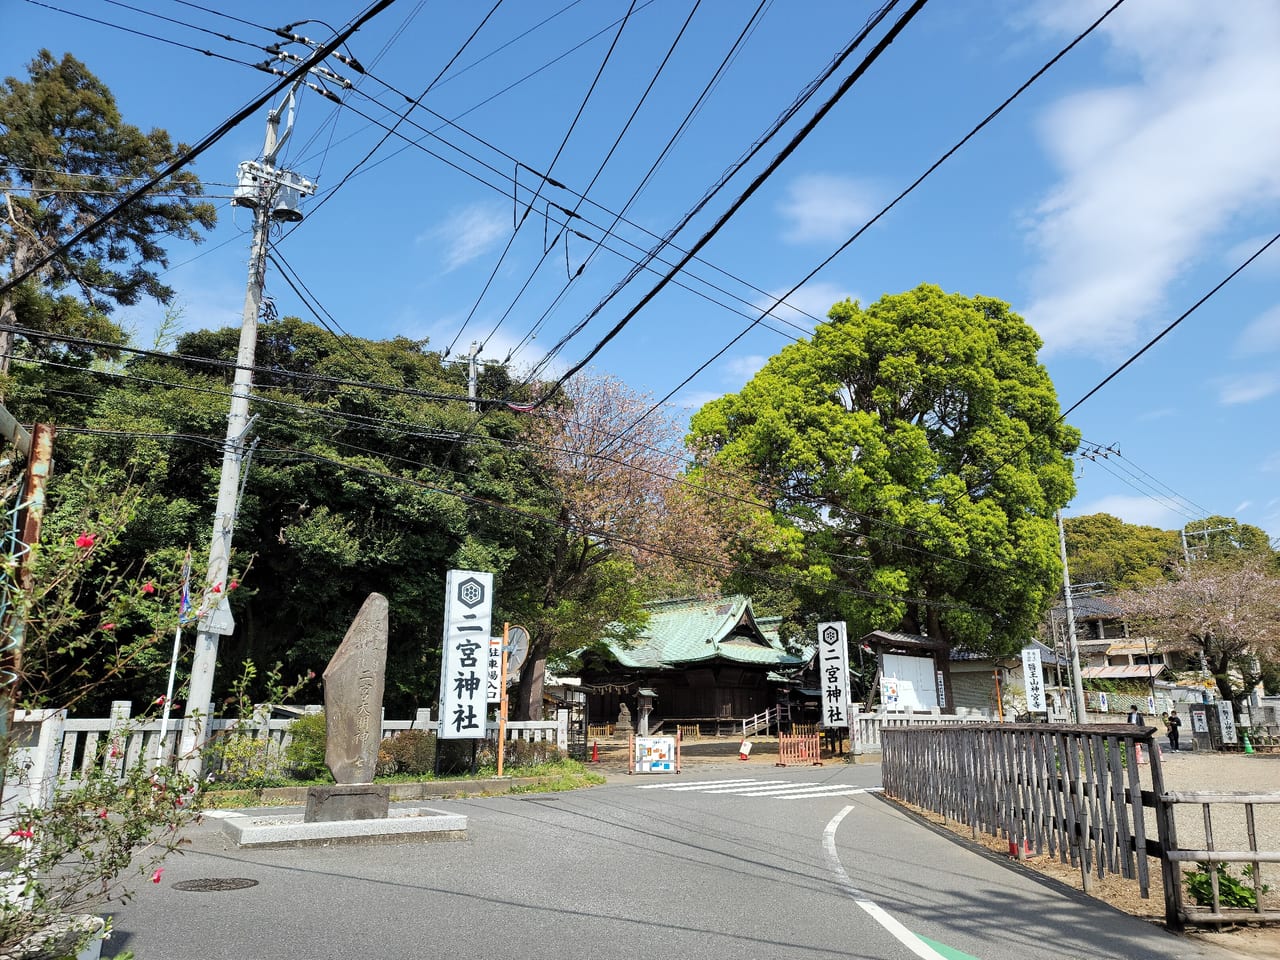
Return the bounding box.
[5,0,1279,541]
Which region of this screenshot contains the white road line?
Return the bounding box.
[200,810,245,819]
[823,805,949,960]
[777,786,883,800]
[657,780,772,792]
[635,778,757,789]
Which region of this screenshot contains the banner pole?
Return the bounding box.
[497,622,509,778]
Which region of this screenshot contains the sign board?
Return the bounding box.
[486,636,502,704]
[1190,708,1209,733]
[438,570,494,740]
[1021,647,1046,713]
[1216,701,1237,744]
[634,736,676,773]
[1098,691,1109,713]
[881,677,900,709]
[935,670,946,709]
[1147,695,1156,715]
[817,622,850,728]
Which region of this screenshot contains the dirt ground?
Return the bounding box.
[589,735,1280,958]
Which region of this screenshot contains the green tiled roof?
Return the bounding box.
[606,596,802,670]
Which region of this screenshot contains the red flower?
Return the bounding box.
[151,868,164,884]
[98,809,108,819]
[210,582,222,594]
[102,623,115,631]
[75,532,96,549]
[229,580,239,591]
[142,582,156,595]
[9,828,33,840]
[175,795,184,807]
[154,695,166,706]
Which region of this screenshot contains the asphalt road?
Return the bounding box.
[102,763,1242,960]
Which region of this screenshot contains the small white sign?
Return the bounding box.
[486,636,502,703]
[1021,647,1046,713]
[935,670,947,709]
[1190,708,1209,733]
[1216,701,1237,744]
[881,676,900,708]
[817,622,850,728]
[1098,691,1109,713]
[438,570,494,740]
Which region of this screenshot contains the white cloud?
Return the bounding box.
[1236,500,1253,513]
[777,174,879,244]
[1235,303,1280,356]
[1217,375,1279,406]
[675,389,723,413]
[1069,494,1188,530]
[426,202,508,271]
[1259,452,1280,473]
[724,354,766,381]
[1023,2,1280,355]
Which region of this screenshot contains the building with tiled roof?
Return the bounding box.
[576,595,804,731]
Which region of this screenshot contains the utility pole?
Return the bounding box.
[1057,509,1089,725]
[177,88,315,777]
[467,341,481,412]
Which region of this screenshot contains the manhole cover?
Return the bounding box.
[172,878,259,892]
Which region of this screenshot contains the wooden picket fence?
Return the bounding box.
[882,723,1157,895]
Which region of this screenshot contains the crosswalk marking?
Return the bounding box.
[635,778,883,802]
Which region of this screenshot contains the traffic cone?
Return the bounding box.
[739,739,752,760]
[1244,732,1254,755]
[591,740,599,763]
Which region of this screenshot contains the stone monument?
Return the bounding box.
[616,702,633,736]
[304,593,391,823]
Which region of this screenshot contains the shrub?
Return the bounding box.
[1185,862,1270,910]
[285,711,328,779]
[204,732,286,789]
[502,739,563,768]
[378,730,436,776]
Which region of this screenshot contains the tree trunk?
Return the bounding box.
[512,635,551,720]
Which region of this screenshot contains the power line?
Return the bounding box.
[521,0,927,408]
[606,0,1129,450]
[0,0,402,300]
[441,0,642,358]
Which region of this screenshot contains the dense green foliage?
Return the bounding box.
[0,50,215,376]
[690,285,1079,687]
[1061,513,1181,589]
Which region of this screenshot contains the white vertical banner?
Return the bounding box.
[438,570,494,740]
[817,621,850,728]
[1021,647,1046,713]
[486,636,502,704]
[1216,700,1237,744]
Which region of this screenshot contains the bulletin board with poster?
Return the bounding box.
[631,736,680,774]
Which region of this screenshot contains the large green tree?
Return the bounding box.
[690,284,1079,705]
[20,316,543,713]
[0,50,215,374]
[1062,513,1182,590]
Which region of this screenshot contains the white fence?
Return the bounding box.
[46,703,568,788]
[853,707,995,752]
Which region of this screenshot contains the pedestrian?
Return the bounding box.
[1167,709,1182,751]
[1127,705,1144,725]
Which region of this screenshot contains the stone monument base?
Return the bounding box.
[304,783,390,822]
